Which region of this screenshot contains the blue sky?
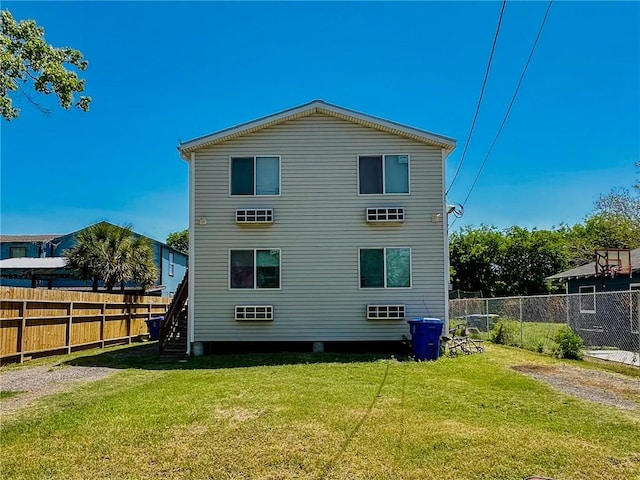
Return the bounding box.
[1,1,638,242]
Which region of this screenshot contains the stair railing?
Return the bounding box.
[159,270,188,354]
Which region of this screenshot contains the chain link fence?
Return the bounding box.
[449,290,640,361]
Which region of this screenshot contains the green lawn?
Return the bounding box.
[1,344,639,480]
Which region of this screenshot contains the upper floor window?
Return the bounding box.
[359,247,411,288]
[231,156,280,196]
[168,251,175,277]
[230,249,280,289]
[358,155,409,194]
[9,246,27,258]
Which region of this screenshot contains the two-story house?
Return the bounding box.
[178,100,456,354]
[0,222,188,297]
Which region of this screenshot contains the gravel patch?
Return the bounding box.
[512,364,640,411]
[0,365,117,416]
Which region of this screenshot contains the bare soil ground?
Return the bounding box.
[512,364,640,410]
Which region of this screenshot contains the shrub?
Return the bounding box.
[489,321,518,346]
[553,325,583,360]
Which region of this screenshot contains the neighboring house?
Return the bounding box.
[0,222,188,297]
[546,248,639,293]
[177,100,456,354]
[546,248,639,349]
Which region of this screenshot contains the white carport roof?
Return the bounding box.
[0,257,68,269]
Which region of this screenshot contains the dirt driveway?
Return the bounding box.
[512,364,640,411]
[0,365,117,416]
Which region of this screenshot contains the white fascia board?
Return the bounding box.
[177,100,456,158]
[316,101,457,151]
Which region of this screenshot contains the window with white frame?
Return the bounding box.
[579,285,596,313]
[230,249,280,289]
[359,247,411,288]
[231,156,280,196]
[358,155,409,194]
[168,251,175,277]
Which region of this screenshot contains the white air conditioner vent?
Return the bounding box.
[236,209,274,224]
[235,305,274,321]
[366,207,405,223]
[367,304,405,320]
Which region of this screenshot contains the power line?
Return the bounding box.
[446,0,507,196]
[450,0,553,230]
[461,0,554,207]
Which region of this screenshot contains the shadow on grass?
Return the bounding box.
[63,342,413,371]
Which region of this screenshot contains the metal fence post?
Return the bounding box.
[519,296,523,347]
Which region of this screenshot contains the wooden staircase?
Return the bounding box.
[159,271,188,358]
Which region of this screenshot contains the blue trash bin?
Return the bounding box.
[407,318,444,360]
[145,316,163,341]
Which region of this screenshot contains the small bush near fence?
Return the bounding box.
[553,325,584,360]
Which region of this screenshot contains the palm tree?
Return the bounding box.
[65,222,159,293]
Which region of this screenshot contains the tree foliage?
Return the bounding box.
[449,226,504,297]
[166,229,188,254]
[499,227,568,296]
[563,213,640,267]
[451,169,640,297]
[64,223,158,293]
[1,10,91,120]
[450,225,568,297]
[593,187,640,225]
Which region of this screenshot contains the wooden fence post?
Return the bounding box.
[18,300,27,363]
[100,302,106,348]
[66,302,73,354]
[127,308,132,344]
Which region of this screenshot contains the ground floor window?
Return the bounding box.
[9,246,27,258]
[578,285,596,313]
[230,249,280,289]
[359,247,411,288]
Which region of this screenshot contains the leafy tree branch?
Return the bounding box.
[1,9,91,120]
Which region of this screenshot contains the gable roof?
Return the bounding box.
[178,100,456,160]
[2,223,186,257]
[0,234,62,243]
[547,248,640,281]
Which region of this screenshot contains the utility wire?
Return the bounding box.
[446,0,507,196]
[450,0,553,230]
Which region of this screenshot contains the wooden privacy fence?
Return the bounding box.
[0,287,171,364]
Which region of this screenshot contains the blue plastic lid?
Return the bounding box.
[409,317,443,323]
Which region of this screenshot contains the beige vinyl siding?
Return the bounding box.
[192,113,445,341]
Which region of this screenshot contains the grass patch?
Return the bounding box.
[0,390,24,400]
[488,320,567,354]
[1,344,639,479]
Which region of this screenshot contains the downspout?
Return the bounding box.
[187,151,196,356]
